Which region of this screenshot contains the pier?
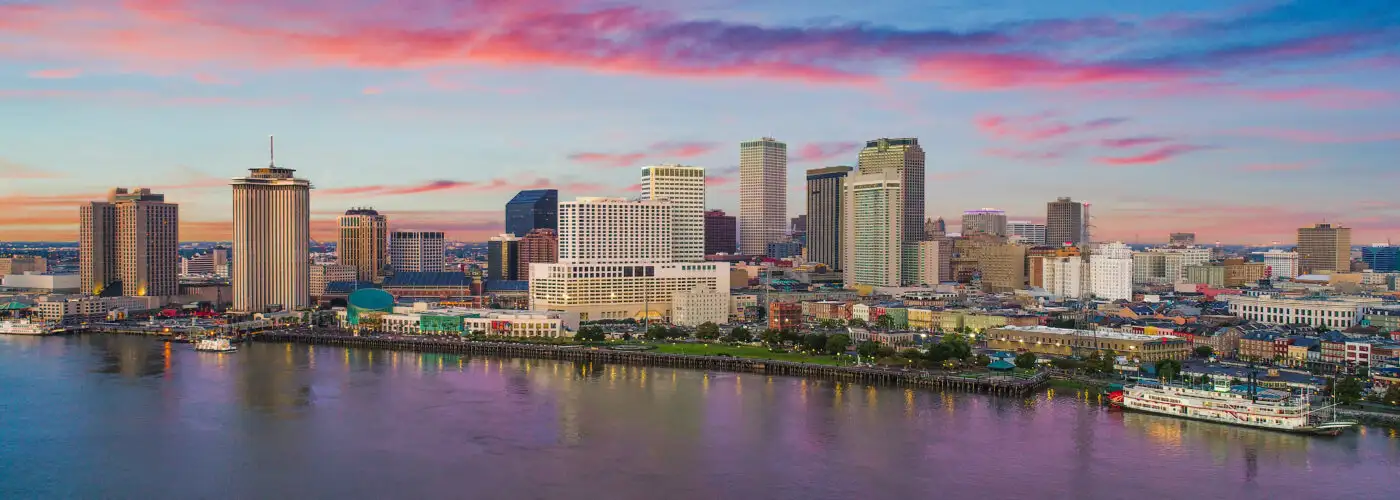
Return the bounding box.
[252,331,1048,397]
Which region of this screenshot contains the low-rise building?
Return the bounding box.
[804,301,851,321]
[1195,326,1243,358]
[908,308,935,331]
[0,273,80,293]
[730,294,757,320]
[34,295,162,324]
[310,264,358,297]
[1238,331,1280,362]
[1225,295,1385,329]
[670,285,728,327]
[768,302,802,331]
[338,304,579,338]
[1345,340,1375,366]
[847,328,916,348]
[985,325,1189,362]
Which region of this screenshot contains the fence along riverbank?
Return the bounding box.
[252,332,1048,397]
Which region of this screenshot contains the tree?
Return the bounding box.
[1194,345,1214,358]
[875,315,895,331]
[762,328,782,346]
[1335,377,1364,405]
[696,322,720,340]
[876,345,897,359]
[1384,385,1400,407]
[1015,352,1038,370]
[856,340,880,359]
[645,324,671,341]
[818,319,841,330]
[779,329,803,345]
[926,343,953,365]
[1195,374,1211,386]
[1155,359,1183,382]
[574,326,607,342]
[826,334,851,355]
[941,334,972,361]
[803,334,829,353]
[974,354,992,367]
[902,348,923,360]
[848,318,867,328]
[727,327,753,343]
[621,333,633,341]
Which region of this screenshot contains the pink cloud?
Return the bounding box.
[27,68,82,79]
[1233,128,1400,144]
[913,53,1198,90]
[322,177,617,197]
[1237,163,1309,173]
[975,113,1127,143]
[1100,136,1171,148]
[361,86,384,95]
[1096,144,1211,166]
[192,72,236,85]
[567,141,717,168]
[792,142,860,163]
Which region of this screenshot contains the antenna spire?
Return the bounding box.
[269,135,276,167]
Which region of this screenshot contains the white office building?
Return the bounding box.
[842,169,903,287]
[557,198,673,262]
[739,137,787,255]
[1225,295,1385,329]
[1007,220,1047,245]
[641,165,706,262]
[1257,249,1301,280]
[1042,255,1086,299]
[1090,241,1134,301]
[390,230,446,273]
[671,284,729,326]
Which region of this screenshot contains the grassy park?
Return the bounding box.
[649,342,853,366]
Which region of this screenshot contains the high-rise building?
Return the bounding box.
[1297,223,1351,274]
[79,188,178,297]
[766,241,803,259]
[858,138,924,249]
[1361,244,1400,273]
[703,210,737,255]
[1007,221,1047,245]
[641,164,705,262]
[517,228,558,281]
[977,243,1028,293]
[389,230,446,273]
[739,137,787,255]
[232,145,311,312]
[914,240,942,285]
[925,217,947,239]
[505,189,558,238]
[1042,254,1086,299]
[1169,232,1196,247]
[805,166,851,269]
[961,209,1007,237]
[337,208,388,282]
[558,197,672,262]
[1256,249,1300,279]
[181,247,229,277]
[1029,246,1080,289]
[486,234,520,282]
[0,255,47,277]
[1046,197,1086,246]
[843,169,903,288]
[1089,242,1133,301]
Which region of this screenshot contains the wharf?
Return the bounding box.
[253,331,1048,397]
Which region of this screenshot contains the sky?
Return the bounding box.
[0,0,1397,245]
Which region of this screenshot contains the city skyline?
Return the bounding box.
[1,0,1397,244]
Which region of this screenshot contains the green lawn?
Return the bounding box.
[649,343,851,366]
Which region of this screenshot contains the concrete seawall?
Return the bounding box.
[252,332,1048,397]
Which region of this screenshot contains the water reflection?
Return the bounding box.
[87,334,168,378]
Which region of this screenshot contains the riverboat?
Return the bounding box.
[194,337,238,353]
[0,319,66,336]
[1108,379,1356,436]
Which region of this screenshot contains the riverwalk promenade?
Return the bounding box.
[252,331,1049,397]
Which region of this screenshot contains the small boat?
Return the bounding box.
[194,337,238,353]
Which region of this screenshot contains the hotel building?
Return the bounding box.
[337,208,388,282]
[389,230,446,273]
[843,168,903,287]
[642,164,706,262]
[80,188,179,297]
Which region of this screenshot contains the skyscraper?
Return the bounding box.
[843,169,903,287]
[1090,242,1133,301]
[1297,223,1351,274]
[487,233,520,282]
[556,198,672,262]
[1007,221,1047,245]
[337,208,388,282]
[961,209,1007,237]
[805,166,851,270]
[857,138,924,249]
[390,230,446,273]
[232,141,311,312]
[505,189,558,238]
[1362,244,1400,273]
[79,188,179,297]
[641,164,706,262]
[739,137,787,255]
[517,228,558,281]
[1046,197,1086,246]
[703,210,737,255]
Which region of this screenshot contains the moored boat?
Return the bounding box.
[194,337,238,353]
[0,318,67,336]
[1109,378,1357,436]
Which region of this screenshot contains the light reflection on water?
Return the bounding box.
[0,335,1397,500]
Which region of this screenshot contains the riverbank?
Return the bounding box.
[250,331,1048,397]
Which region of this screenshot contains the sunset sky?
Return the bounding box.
[1,0,1397,244]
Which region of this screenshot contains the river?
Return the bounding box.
[2,334,1398,499]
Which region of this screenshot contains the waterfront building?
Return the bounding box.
[310,264,357,297]
[232,145,311,313]
[1007,221,1046,245]
[1361,244,1400,273]
[1297,223,1351,274]
[181,247,229,277]
[504,189,558,238]
[642,164,706,262]
[517,228,557,281]
[768,302,802,331]
[1258,249,1301,279]
[390,230,446,273]
[739,137,787,256]
[337,208,388,282]
[1,273,79,293]
[1045,197,1086,246]
[805,166,852,269]
[34,295,162,324]
[857,138,924,255]
[842,168,903,287]
[961,209,1007,237]
[986,325,1189,362]
[1225,295,1385,329]
[1089,242,1133,301]
[703,210,737,255]
[80,188,179,297]
[342,304,578,338]
[487,234,520,282]
[1169,233,1196,246]
[0,255,47,277]
[671,285,729,327]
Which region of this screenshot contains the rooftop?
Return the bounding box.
[383,272,472,288]
[993,325,1175,342]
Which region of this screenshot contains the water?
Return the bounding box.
[2,334,1398,499]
